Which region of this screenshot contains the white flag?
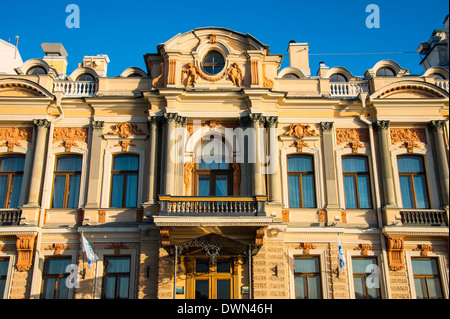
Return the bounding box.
[81,233,98,267]
[338,234,345,274]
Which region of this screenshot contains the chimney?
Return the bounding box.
[316,61,329,77]
[287,41,310,77]
[82,55,110,77]
[41,43,68,77]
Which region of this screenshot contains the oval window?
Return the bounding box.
[202,51,225,75]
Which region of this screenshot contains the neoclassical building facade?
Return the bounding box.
[0,27,449,299]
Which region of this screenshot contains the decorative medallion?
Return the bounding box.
[53,127,88,152]
[107,122,145,138]
[209,34,217,44]
[282,124,318,139]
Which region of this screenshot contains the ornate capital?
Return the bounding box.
[374,120,390,132]
[248,113,264,126]
[164,112,179,124]
[428,120,446,133]
[91,120,104,131]
[320,122,334,132]
[33,119,50,130]
[264,116,278,128]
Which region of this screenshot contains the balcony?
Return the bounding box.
[329,82,369,98]
[54,81,97,97]
[400,209,448,226]
[158,195,267,217]
[0,209,22,225]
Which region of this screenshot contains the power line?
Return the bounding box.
[308,51,417,56]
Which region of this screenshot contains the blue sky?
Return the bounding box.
[0,0,448,77]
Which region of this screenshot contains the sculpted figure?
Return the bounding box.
[227,63,243,87]
[182,62,199,87]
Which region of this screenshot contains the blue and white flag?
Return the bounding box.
[81,233,98,267]
[338,234,345,274]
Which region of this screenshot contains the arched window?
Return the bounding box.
[342,156,372,209]
[430,73,445,80]
[0,155,25,209]
[282,73,300,79]
[287,155,316,208]
[330,74,348,82]
[127,73,142,78]
[76,74,95,82]
[376,67,396,77]
[51,155,82,208]
[202,51,225,75]
[110,154,139,208]
[27,66,47,75]
[397,155,430,209]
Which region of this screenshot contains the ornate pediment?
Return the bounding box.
[0,78,54,98]
[371,81,448,99]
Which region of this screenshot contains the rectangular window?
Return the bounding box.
[51,156,82,208]
[110,155,139,208]
[352,257,381,299]
[102,256,131,299]
[287,156,316,208]
[294,257,322,299]
[41,258,71,299]
[0,155,25,208]
[195,159,232,196]
[0,258,9,299]
[412,258,443,299]
[342,156,372,209]
[397,156,430,209]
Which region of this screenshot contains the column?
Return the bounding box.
[265,116,281,203]
[144,116,161,204]
[248,113,265,196]
[239,116,251,195]
[84,121,104,208]
[429,120,449,208]
[374,120,397,208]
[24,119,50,207]
[161,113,178,195]
[320,122,339,208]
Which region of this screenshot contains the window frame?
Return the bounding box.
[40,257,72,299]
[293,256,323,299]
[0,154,25,209]
[330,73,348,82]
[376,67,396,77]
[202,51,225,75]
[109,154,139,208]
[410,257,444,299]
[342,155,373,209]
[0,257,10,299]
[50,155,82,209]
[76,73,96,82]
[27,66,47,75]
[397,155,430,209]
[286,154,317,208]
[351,257,381,299]
[194,162,233,196]
[101,255,132,299]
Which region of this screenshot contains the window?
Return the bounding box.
[431,73,445,80]
[110,154,139,208]
[411,258,443,299]
[102,256,131,299]
[397,156,430,209]
[193,258,233,299]
[352,257,381,299]
[196,159,232,196]
[342,156,372,209]
[77,74,95,82]
[0,155,25,209]
[202,51,225,75]
[294,257,322,299]
[41,258,71,299]
[27,66,47,75]
[330,74,347,82]
[376,67,395,77]
[51,155,82,208]
[287,155,316,208]
[0,258,8,299]
[127,73,142,78]
[282,73,299,79]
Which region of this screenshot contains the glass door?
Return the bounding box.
[192,258,234,299]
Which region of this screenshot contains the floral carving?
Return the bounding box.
[282,124,318,139]
[108,122,145,138]
[390,128,426,152]
[296,242,317,255]
[53,127,88,152]
[45,243,68,255]
[115,140,136,152]
[290,140,309,152]
[336,129,369,153]
[0,127,32,151]
[354,244,374,256]
[413,244,433,256]
[209,34,217,44]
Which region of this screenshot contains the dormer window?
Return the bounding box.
[77,74,95,82]
[330,74,347,82]
[283,73,300,79]
[202,51,225,75]
[27,66,47,75]
[376,67,395,77]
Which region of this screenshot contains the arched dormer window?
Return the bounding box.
[376,67,396,77]
[27,66,47,75]
[76,74,95,82]
[282,73,300,79]
[330,74,348,82]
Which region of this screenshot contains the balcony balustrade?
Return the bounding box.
[400,209,447,226]
[435,80,449,92]
[0,209,22,225]
[54,81,97,97]
[329,82,369,98]
[158,195,267,217]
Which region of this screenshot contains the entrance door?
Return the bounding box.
[192,258,234,299]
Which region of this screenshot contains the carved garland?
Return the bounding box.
[336,128,369,153]
[0,127,33,151]
[53,127,88,152]
[390,128,427,153]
